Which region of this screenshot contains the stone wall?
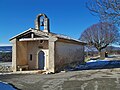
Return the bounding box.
[55,41,84,71]
[0,62,12,73]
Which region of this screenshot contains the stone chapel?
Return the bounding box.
[10,14,86,73]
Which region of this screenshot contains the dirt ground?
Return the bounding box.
[1,68,120,90]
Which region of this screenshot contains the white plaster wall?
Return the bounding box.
[55,41,84,71]
[11,39,17,72]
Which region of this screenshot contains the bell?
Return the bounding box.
[41,21,44,26]
[40,18,44,26]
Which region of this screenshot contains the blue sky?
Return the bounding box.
[0,0,99,45]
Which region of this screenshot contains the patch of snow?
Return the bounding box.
[87,60,109,63]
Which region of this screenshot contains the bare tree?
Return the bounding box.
[80,22,119,56]
[86,0,120,26]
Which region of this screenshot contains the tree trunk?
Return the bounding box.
[99,50,105,59]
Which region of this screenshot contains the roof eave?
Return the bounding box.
[57,37,86,45]
[9,28,34,41]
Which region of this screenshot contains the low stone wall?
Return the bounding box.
[0,62,12,73]
[0,65,12,73]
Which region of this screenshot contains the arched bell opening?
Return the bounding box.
[35,14,50,33]
[40,16,44,31]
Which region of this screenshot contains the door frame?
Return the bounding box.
[37,49,49,70]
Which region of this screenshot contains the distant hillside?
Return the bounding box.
[0,46,12,52]
[85,46,120,52]
[106,46,120,51]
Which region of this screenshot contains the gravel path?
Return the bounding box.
[1,68,120,90]
[1,55,120,90]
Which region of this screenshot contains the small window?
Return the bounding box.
[30,54,32,61]
[40,40,44,43]
[39,40,44,44]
